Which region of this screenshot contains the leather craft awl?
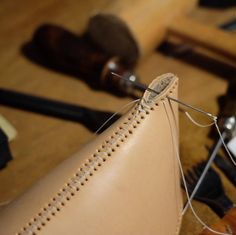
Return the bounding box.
[0,73,183,235]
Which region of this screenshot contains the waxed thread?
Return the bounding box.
[164,95,181,221]
[167,93,185,235]
[163,98,186,235]
[164,100,230,235]
[185,111,215,128]
[161,99,183,228]
[95,98,141,134]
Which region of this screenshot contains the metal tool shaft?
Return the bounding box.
[112,72,217,120]
[0,88,117,133]
[183,131,227,214]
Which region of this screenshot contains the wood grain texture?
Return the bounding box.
[0,1,235,235]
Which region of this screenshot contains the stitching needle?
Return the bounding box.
[111,72,217,121]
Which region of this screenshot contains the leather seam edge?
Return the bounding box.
[16,81,178,235]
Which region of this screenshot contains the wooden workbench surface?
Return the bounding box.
[0,1,236,234]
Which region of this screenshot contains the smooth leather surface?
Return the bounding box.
[0,73,182,235]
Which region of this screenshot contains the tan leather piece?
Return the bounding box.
[0,73,182,235]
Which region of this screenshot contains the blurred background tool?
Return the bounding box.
[208,79,236,186]
[26,24,140,96]
[193,77,236,233]
[199,0,236,8]
[214,154,236,187]
[220,18,236,31]
[185,161,234,218]
[189,79,236,207]
[159,17,236,58]
[0,88,119,133]
[184,161,236,234]
[88,0,236,64]
[27,0,236,97]
[216,80,236,139]
[0,128,13,169]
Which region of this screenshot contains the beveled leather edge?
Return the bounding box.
[143,73,178,104]
[16,73,179,235]
[175,208,184,235]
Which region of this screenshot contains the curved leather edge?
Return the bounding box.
[0,73,182,235]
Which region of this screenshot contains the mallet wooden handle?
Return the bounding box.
[88,0,196,60]
[89,0,236,64]
[200,207,236,235]
[169,16,236,63]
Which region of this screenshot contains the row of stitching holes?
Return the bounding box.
[93,153,106,162]
[96,149,112,157]
[20,91,174,235]
[18,135,125,235]
[18,107,151,235]
[18,231,36,235]
[40,110,156,223]
[93,114,140,171]
[18,197,61,235]
[20,211,51,234]
[22,208,51,233]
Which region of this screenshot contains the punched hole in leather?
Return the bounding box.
[0,73,182,235]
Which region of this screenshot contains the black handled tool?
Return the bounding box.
[184,161,234,217]
[0,88,120,133]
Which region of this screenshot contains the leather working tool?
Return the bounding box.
[28,1,236,96]
[159,17,236,58]
[185,161,236,235]
[113,72,216,119]
[25,24,140,96]
[0,73,183,235]
[88,0,236,65]
[183,79,236,212]
[185,161,234,218]
[207,80,236,189]
[0,88,119,133]
[214,154,236,187]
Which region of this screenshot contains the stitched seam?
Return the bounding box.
[175,207,183,235]
[16,84,177,235]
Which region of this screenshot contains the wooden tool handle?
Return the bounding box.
[32,24,136,94]
[88,0,196,59]
[169,16,236,63]
[89,0,236,64]
[200,207,236,235]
